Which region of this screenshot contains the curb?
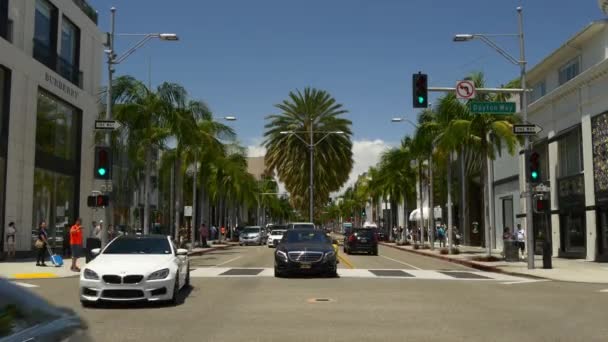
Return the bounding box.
[379,242,547,280]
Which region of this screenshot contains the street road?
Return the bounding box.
[18,245,608,342]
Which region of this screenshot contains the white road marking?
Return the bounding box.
[500,279,551,285]
[379,255,422,270]
[13,282,39,288]
[598,289,608,293]
[213,256,243,267]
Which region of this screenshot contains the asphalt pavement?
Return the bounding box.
[14,244,608,342]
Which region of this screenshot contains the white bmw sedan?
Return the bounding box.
[79,235,189,306]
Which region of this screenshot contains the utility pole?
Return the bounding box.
[190,151,197,251]
[309,118,314,223]
[428,153,435,250]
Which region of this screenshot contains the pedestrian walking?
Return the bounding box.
[69,218,84,272]
[211,225,217,241]
[199,223,209,247]
[220,226,226,241]
[6,221,16,259]
[93,220,102,239]
[35,221,48,266]
[437,225,446,248]
[107,224,115,241]
[516,224,526,259]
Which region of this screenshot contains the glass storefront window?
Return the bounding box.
[558,127,583,178]
[35,91,78,161]
[32,168,75,250]
[560,211,586,252]
[60,17,77,65]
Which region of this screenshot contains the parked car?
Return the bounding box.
[344,228,378,255]
[267,229,287,248]
[274,229,338,277]
[239,226,264,246]
[80,235,190,306]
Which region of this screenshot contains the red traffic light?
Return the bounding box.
[87,195,109,208]
[535,198,549,213]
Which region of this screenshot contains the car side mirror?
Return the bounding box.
[91,248,101,256]
[176,248,188,256]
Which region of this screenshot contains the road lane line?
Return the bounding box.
[338,255,354,269]
[379,255,422,270]
[12,282,39,288]
[598,289,608,292]
[500,279,551,285]
[213,256,243,267]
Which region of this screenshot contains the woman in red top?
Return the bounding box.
[69,218,84,272]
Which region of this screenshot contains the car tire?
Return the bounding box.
[274,267,283,278]
[372,248,378,256]
[80,300,96,308]
[169,275,179,306]
[185,264,190,287]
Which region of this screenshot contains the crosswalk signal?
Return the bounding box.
[94,146,111,180]
[87,195,109,208]
[412,72,428,108]
[534,198,549,213]
[527,151,541,184]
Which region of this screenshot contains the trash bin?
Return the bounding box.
[503,240,520,262]
[85,238,101,263]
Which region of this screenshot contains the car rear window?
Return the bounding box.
[353,230,374,238]
[270,230,285,235]
[292,224,314,230]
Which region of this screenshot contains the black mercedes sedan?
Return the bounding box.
[274,229,338,278]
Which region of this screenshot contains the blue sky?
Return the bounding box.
[90,0,602,185]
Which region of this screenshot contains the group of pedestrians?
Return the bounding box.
[197,223,233,248]
[400,223,461,247]
[30,218,84,272]
[503,224,527,258]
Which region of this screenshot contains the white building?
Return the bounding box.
[1,0,103,256]
[492,19,608,262]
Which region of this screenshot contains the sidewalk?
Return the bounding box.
[380,242,608,284]
[0,243,235,280]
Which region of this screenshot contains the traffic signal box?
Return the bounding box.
[412,73,428,108]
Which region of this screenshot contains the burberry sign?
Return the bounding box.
[44,72,79,100]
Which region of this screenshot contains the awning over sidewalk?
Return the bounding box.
[409,207,429,221]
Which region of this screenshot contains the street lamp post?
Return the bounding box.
[102,7,179,248]
[453,7,533,268]
[280,127,344,222]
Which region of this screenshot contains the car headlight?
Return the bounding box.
[276,250,288,262]
[324,251,336,260]
[83,269,99,280]
[148,268,170,280]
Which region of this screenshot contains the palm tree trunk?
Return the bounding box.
[428,154,435,250]
[143,147,152,235]
[402,191,408,243]
[460,146,468,246]
[448,152,454,253]
[482,133,491,256]
[418,161,425,245]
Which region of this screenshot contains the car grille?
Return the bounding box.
[288,251,323,262]
[102,275,122,284]
[123,275,144,284]
[102,289,144,299]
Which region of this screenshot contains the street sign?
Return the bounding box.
[456,80,476,100]
[469,101,516,114]
[513,124,543,135]
[95,120,122,130]
[184,206,193,217]
[534,184,550,193]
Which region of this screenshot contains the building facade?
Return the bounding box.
[0,0,102,256]
[492,19,608,261]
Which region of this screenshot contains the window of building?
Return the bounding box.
[0,66,10,254]
[530,81,546,103]
[502,197,514,235]
[34,0,57,67]
[558,127,583,178]
[0,0,8,41]
[558,57,581,86]
[35,91,79,161]
[58,16,80,85]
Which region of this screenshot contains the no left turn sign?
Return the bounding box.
[456,80,476,100]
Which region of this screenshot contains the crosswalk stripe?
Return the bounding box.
[189,267,530,281]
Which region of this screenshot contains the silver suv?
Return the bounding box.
[239,226,264,246]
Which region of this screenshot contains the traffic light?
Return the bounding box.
[534,198,549,213]
[412,72,428,108]
[87,195,109,208]
[94,146,112,180]
[527,151,541,184]
[361,209,366,217]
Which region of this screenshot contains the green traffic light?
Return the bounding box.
[531,171,538,180]
[418,96,425,104]
[98,168,107,176]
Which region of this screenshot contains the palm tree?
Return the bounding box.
[434,72,520,254]
[264,88,353,219]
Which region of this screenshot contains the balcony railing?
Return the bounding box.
[33,38,83,88]
[72,0,98,24]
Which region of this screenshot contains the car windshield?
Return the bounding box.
[284,231,329,244]
[103,237,171,254]
[242,228,260,234]
[270,230,286,235]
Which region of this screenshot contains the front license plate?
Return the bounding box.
[360,239,367,243]
[300,264,311,269]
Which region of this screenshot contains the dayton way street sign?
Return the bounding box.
[95,120,122,130]
[513,124,542,135]
[469,101,516,114]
